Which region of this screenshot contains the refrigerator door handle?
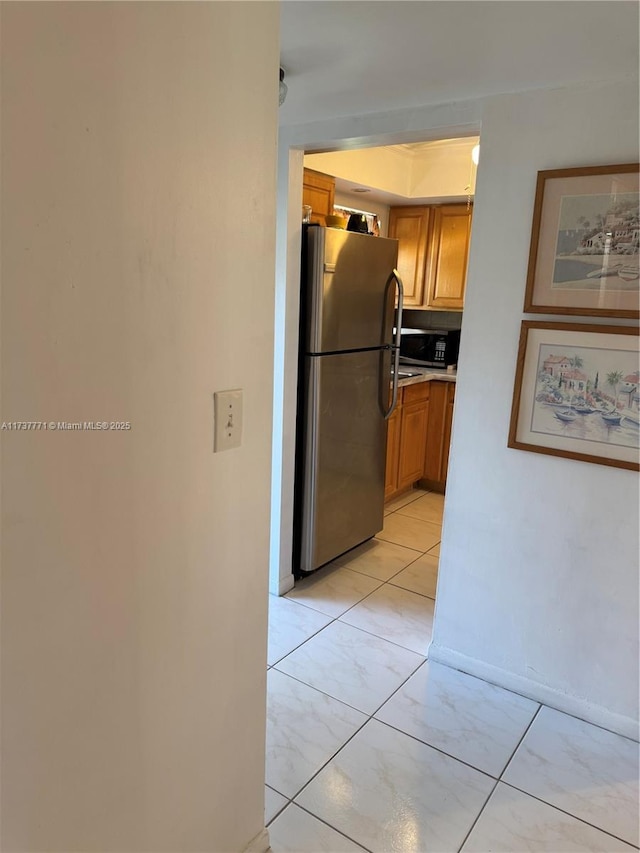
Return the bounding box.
[383,269,404,420]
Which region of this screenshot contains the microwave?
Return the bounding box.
[399,328,461,368]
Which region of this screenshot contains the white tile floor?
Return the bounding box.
[266,488,640,852]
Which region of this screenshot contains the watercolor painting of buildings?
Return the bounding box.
[509,322,639,470]
[553,192,639,290]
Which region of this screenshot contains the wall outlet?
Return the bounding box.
[213,389,243,452]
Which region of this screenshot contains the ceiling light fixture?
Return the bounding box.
[471,144,480,165]
[352,187,371,193]
[279,67,288,107]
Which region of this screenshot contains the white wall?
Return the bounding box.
[274,79,639,737]
[1,4,278,851]
[431,79,639,740]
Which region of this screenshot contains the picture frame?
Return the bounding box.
[524,164,639,319]
[508,321,639,471]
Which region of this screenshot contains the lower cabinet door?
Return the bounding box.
[441,384,456,488]
[398,400,429,490]
[423,381,449,484]
[384,405,402,500]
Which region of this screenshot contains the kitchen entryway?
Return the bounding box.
[264,487,639,851]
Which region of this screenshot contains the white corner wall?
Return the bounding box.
[431,79,640,739]
[1,3,278,851]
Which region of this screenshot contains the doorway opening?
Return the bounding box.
[270,125,481,610]
[269,118,480,595]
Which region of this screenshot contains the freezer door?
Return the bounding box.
[305,227,398,353]
[298,348,390,574]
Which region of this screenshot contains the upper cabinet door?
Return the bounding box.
[302,168,335,226]
[425,204,472,310]
[387,206,431,307]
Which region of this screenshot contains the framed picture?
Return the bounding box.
[508,321,639,471]
[524,164,639,319]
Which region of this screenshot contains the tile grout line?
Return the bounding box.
[497,701,639,847]
[272,601,429,715]
[384,487,433,514]
[279,570,440,819]
[268,693,639,850]
[270,552,442,832]
[531,705,640,745]
[271,554,436,667]
[373,716,501,783]
[455,780,500,853]
[285,705,371,803]
[287,551,435,636]
[386,580,436,601]
[293,802,374,853]
[342,541,439,585]
[499,703,542,780]
[268,511,445,839]
[273,527,440,673]
[270,665,385,718]
[336,554,437,653]
[270,517,639,850]
[497,779,640,850]
[455,706,543,852]
[269,617,339,667]
[335,616,431,657]
[376,533,441,551]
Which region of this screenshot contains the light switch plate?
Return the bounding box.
[214,389,243,452]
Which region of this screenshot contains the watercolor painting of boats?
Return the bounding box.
[532,344,639,450]
[509,321,639,470]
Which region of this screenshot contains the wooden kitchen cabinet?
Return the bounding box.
[385,379,456,503]
[425,205,472,310]
[397,383,430,491]
[441,383,456,483]
[302,168,335,226]
[421,381,456,492]
[387,206,431,306]
[388,203,471,311]
[385,382,430,501]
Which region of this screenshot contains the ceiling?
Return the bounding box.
[332,174,470,207]
[279,1,639,127]
[307,137,481,205]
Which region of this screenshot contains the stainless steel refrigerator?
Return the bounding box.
[294,225,403,576]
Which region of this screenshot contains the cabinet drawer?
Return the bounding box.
[403,381,430,405]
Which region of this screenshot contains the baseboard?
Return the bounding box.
[243,827,270,853]
[417,478,445,494]
[277,573,295,595]
[428,643,639,742]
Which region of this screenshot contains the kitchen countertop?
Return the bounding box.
[396,365,457,387]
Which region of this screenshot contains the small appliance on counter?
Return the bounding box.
[346,213,370,233]
[398,327,461,368]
